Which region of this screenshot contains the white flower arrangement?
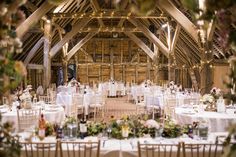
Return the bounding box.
[202,94,215,104]
[19,85,32,101]
[210,87,222,99]
[145,119,160,129]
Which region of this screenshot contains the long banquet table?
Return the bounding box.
[19,132,225,157]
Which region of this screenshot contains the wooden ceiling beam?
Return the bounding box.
[90,0,105,27]
[80,48,94,62]
[50,18,92,58]
[16,1,54,38]
[124,32,155,60]
[117,0,129,27]
[24,37,45,65]
[158,0,198,42]
[49,12,166,19]
[27,64,44,70]
[66,32,98,61]
[128,18,170,57]
[207,20,216,42]
[170,24,181,52]
[72,27,141,32]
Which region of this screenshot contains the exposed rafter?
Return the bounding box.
[80,48,94,62]
[50,18,92,58]
[158,0,198,42]
[24,37,45,65]
[49,11,166,19]
[170,24,181,52]
[71,27,141,32]
[124,32,155,60]
[90,0,105,27]
[16,1,54,38]
[207,20,216,42]
[128,18,170,57]
[66,32,98,61]
[27,64,44,70]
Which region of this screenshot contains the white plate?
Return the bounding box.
[0,108,8,113]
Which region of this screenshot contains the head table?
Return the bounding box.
[18,132,225,157]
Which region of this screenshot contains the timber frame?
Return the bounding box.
[14,0,233,93]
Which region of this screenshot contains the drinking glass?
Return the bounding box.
[68,123,77,140]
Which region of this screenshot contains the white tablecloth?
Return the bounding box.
[1,106,65,132]
[19,132,225,157]
[56,92,73,115]
[175,107,236,132]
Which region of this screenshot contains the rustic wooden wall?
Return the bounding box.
[27,38,194,89]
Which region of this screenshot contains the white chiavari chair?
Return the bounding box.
[17,108,41,132]
[138,141,181,157]
[164,97,177,119]
[73,93,84,117]
[59,140,100,157]
[90,94,104,121]
[20,141,58,157]
[39,95,51,104]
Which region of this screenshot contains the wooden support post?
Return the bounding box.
[135,64,138,84]
[74,55,78,80]
[147,56,151,80]
[200,52,213,94]
[99,65,101,82]
[153,45,159,84]
[62,59,68,84]
[86,62,89,83]
[43,21,52,89]
[168,55,175,82]
[110,43,114,79]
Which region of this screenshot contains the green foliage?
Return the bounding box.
[0,0,27,95]
[35,121,55,137]
[0,114,21,157]
[87,121,106,136]
[162,118,182,138]
[62,116,77,129]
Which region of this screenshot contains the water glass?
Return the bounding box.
[68,123,77,140]
[198,125,208,140]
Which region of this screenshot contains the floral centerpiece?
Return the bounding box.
[144,119,161,138]
[35,121,54,137]
[202,94,216,111]
[68,78,80,87]
[162,118,182,138]
[87,121,106,136]
[19,85,33,109]
[210,87,222,100]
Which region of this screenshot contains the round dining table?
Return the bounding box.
[175,107,236,132]
[1,104,65,132]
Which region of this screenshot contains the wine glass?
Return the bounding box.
[106,127,112,139]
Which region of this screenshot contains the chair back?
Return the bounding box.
[182,143,223,157]
[17,108,41,132]
[138,141,181,157]
[73,94,84,106]
[20,141,58,157]
[39,95,51,104]
[165,97,177,118]
[59,140,100,157]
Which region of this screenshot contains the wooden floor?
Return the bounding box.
[87,96,160,121]
[103,96,137,120]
